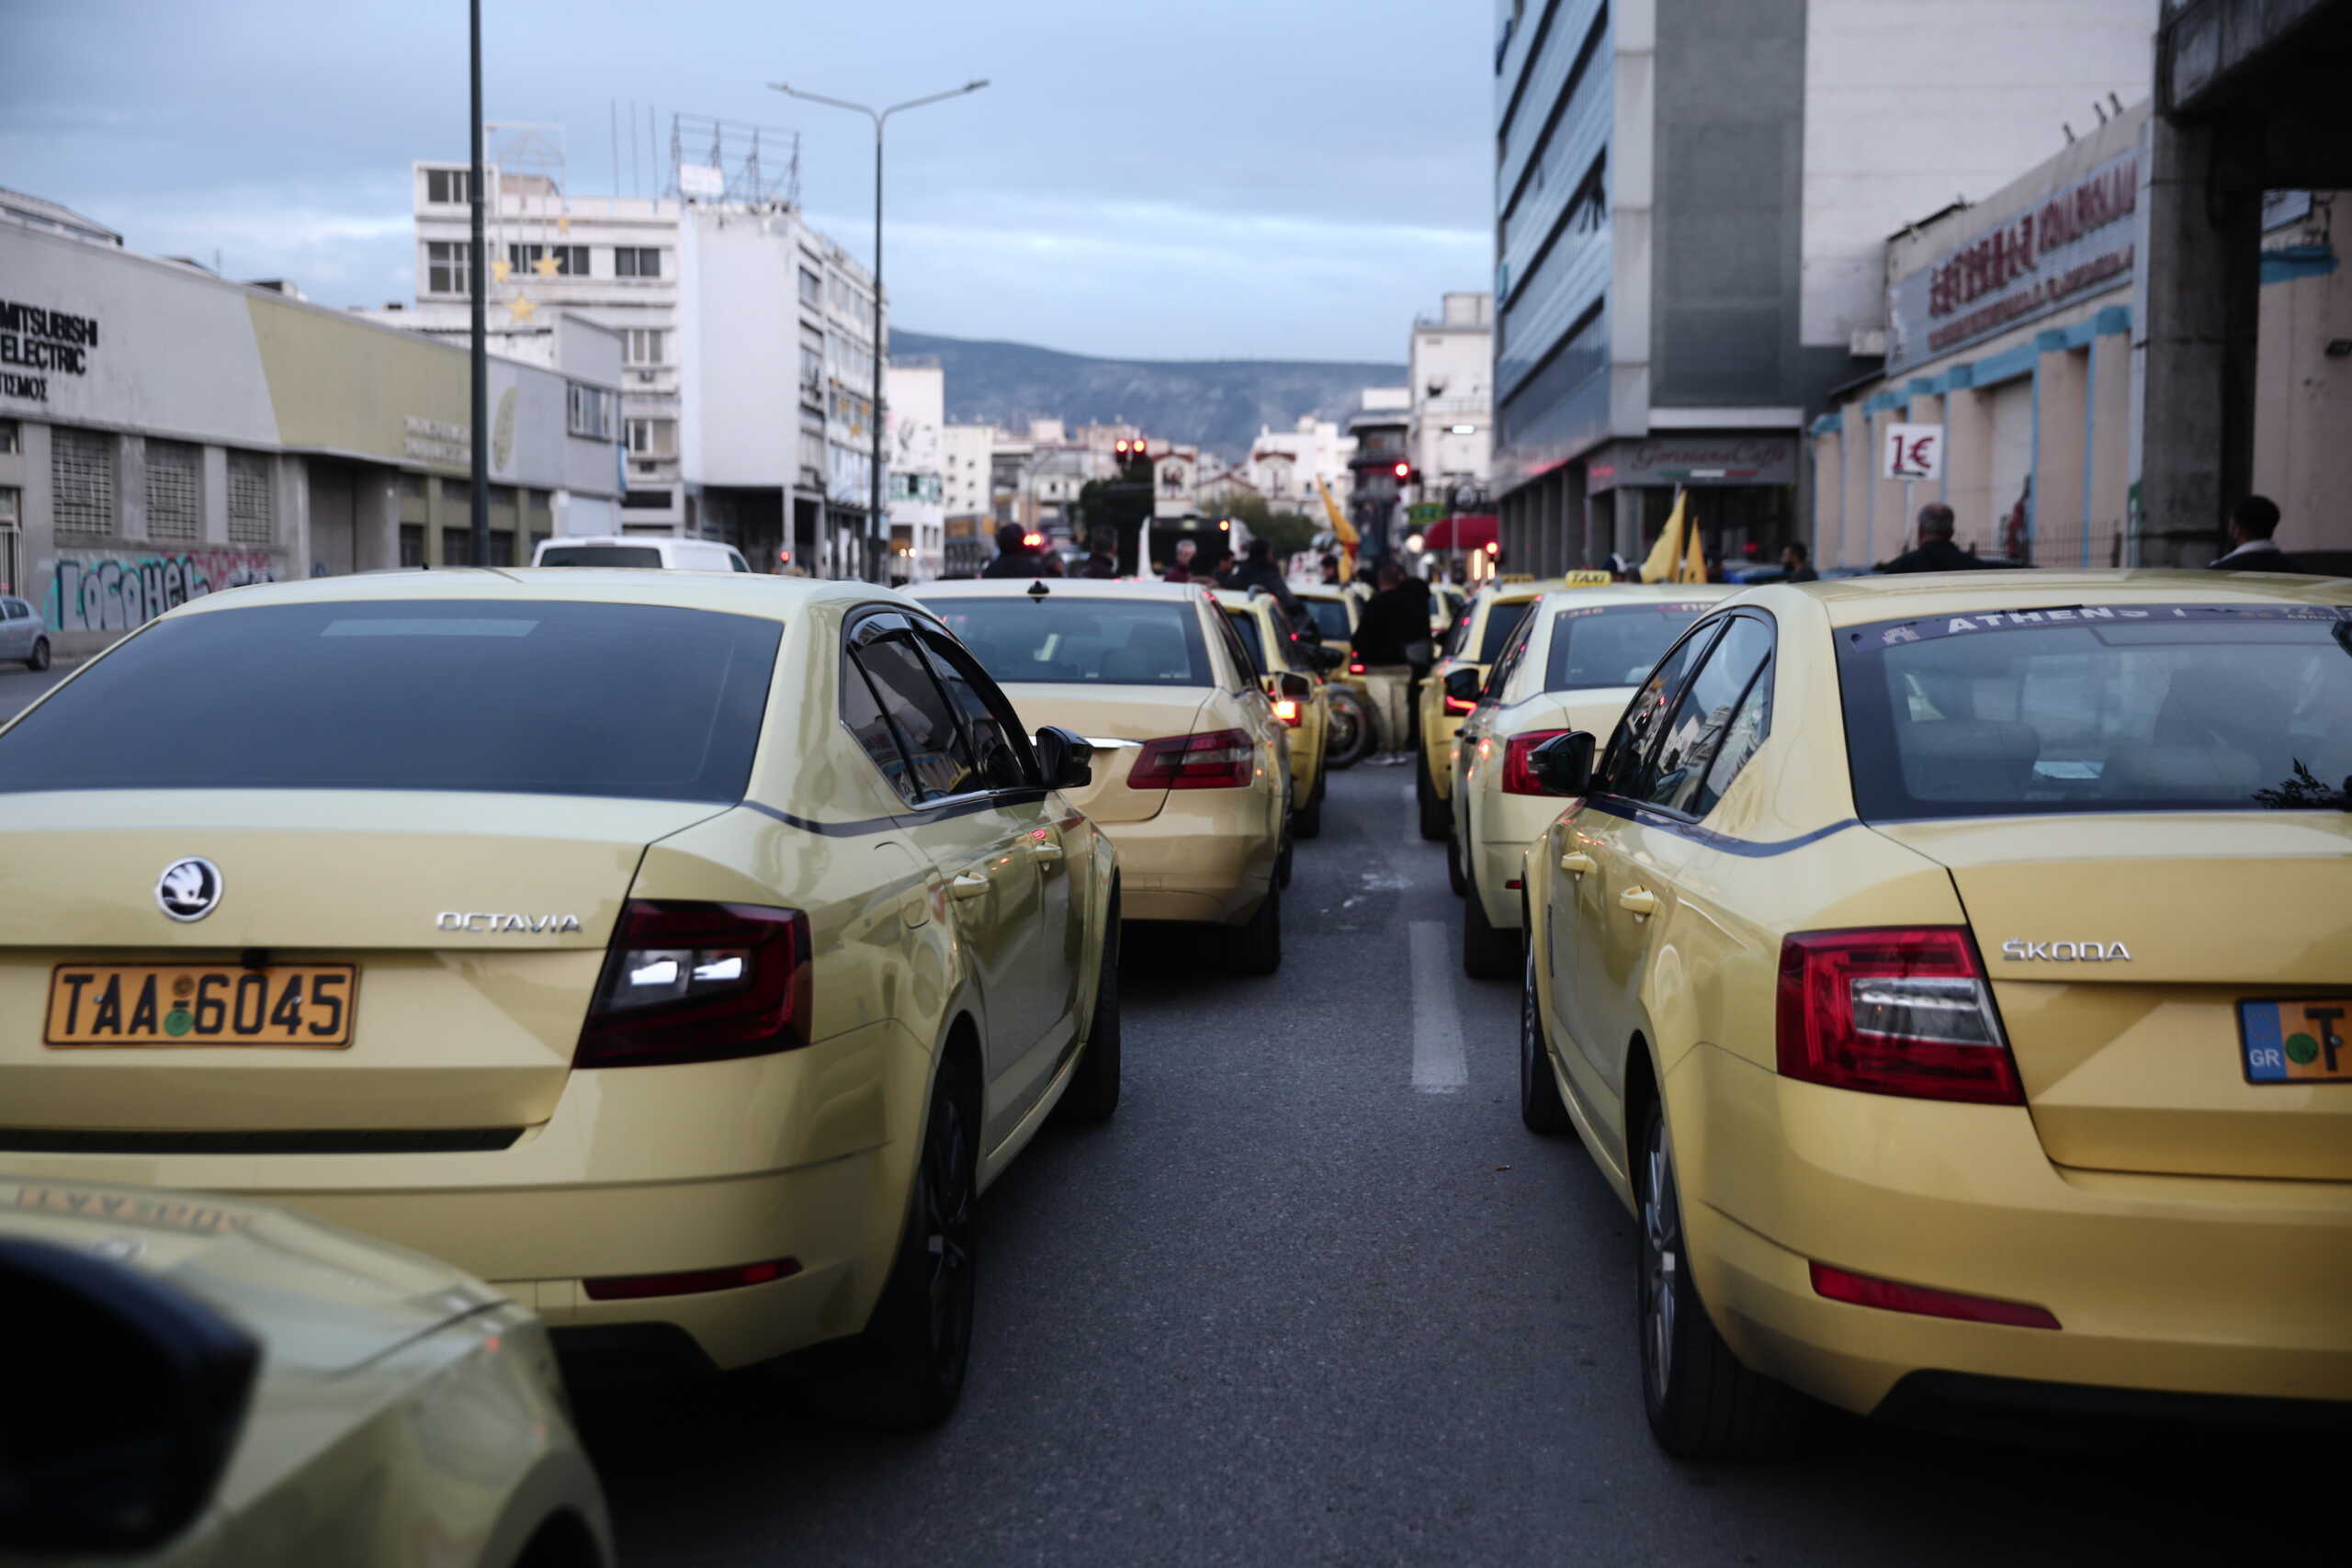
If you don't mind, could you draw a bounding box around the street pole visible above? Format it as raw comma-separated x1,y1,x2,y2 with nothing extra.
770,78,988,581
468,0,489,568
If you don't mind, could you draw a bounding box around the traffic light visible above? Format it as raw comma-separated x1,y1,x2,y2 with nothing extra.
1392,460,1418,485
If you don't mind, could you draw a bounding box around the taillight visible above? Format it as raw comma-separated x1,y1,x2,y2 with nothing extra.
1128,728,1255,789
1347,659,1366,675
576,900,811,1068
1501,728,1570,795
1775,928,2020,1104
1272,698,1301,726
1443,694,1476,716
1810,1263,2060,1329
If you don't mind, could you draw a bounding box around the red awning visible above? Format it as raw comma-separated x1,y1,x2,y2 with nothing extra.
1419,513,1497,551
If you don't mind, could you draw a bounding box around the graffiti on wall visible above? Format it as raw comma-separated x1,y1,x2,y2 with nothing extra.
45,550,281,633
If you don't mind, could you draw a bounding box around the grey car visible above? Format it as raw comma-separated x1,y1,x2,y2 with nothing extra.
0,596,48,670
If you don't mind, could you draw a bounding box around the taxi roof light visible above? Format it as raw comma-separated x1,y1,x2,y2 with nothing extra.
1775,929,2021,1105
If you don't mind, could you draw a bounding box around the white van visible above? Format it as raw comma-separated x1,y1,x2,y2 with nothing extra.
532,536,752,573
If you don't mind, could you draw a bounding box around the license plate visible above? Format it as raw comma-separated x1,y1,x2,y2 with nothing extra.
2238,998,2350,1084
44,964,356,1049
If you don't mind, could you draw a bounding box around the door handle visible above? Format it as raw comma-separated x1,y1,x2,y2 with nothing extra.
1030,840,1064,867
1559,852,1596,877
949,873,991,900
1617,886,1658,917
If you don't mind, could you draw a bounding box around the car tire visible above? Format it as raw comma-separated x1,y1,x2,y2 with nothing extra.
1295,768,1324,840
803,1058,978,1428
1519,947,1570,1134
1059,901,1121,1124
1637,1098,1807,1459
1461,855,1519,979
1324,689,1373,771
27,637,50,672
1276,832,1294,890
1445,827,1467,897
1416,756,1449,841
1223,881,1282,976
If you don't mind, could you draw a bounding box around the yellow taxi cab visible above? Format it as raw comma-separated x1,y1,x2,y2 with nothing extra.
918,579,1291,973
0,570,1122,1428
1290,581,1374,769
2,1178,610,1566
1448,584,1730,976
1515,571,2352,1456
1430,581,1466,638
1415,575,1603,840
1213,586,1333,839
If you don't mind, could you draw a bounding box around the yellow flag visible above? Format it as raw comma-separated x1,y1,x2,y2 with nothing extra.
1682,506,1708,582
1316,477,1358,583
1639,490,1709,584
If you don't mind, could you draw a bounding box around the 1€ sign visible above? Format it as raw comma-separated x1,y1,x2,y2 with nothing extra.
1883,423,1945,481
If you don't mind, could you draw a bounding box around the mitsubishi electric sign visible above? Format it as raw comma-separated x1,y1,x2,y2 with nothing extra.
1885,150,2138,374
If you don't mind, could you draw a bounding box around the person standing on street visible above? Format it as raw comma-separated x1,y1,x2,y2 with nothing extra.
1080,528,1119,579
1227,538,1302,618
1880,504,1989,573
980,523,1046,579
1351,560,1434,766
1208,547,1239,587
1781,540,1819,582
2211,495,2297,571
1162,539,1198,583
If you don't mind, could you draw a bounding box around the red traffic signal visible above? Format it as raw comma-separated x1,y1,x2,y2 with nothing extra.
1392,461,1411,480
1114,439,1129,455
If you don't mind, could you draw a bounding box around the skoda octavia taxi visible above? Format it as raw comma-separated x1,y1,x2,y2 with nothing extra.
1417,577,1593,840
0,570,1121,1427
1518,571,2352,1456
918,579,1290,973
1214,586,1332,839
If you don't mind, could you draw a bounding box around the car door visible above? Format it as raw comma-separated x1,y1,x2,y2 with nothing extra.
1457,612,1536,844
1205,598,1288,817
0,600,28,659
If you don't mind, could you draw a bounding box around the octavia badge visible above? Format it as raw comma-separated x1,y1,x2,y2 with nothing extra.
157,858,224,922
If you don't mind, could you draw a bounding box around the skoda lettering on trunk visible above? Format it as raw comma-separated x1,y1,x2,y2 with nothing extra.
2001,939,2132,963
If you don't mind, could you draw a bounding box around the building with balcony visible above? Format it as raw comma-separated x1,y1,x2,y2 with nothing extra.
1408,293,1494,511
1345,389,1413,563
886,362,945,582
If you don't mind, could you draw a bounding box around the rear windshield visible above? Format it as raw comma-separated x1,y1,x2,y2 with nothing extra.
0,601,779,802
920,596,1213,686
1224,609,1270,678
1301,597,1353,641
1479,601,1534,663
1544,602,1715,691
1838,604,2352,819
538,545,664,569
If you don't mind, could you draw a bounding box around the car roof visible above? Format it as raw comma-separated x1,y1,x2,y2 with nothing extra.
1529,582,1738,613
1756,568,2352,627
1207,588,1283,614
917,579,1209,603
164,566,893,626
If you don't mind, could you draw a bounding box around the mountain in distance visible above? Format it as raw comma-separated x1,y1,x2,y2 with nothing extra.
890,329,1405,462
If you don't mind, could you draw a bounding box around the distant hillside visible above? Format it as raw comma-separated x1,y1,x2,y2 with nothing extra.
891,329,1405,461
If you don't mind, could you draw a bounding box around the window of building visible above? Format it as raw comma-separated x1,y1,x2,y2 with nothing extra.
624,328,666,366
619,488,673,511
399,524,424,567
51,427,116,537
566,382,617,441
626,418,676,457
226,450,274,545
425,240,469,296
425,169,470,206
615,246,662,278
0,420,17,455
798,266,822,308
507,243,588,276
144,438,203,543
441,525,473,565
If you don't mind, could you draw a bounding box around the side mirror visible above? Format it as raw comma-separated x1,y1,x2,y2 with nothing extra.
0,1238,260,1554
1529,731,1597,795
1033,725,1095,790
1443,666,1484,705
1275,671,1313,702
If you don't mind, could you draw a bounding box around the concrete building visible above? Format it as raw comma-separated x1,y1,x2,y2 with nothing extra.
363,148,886,576
1408,293,1494,506
1490,0,2161,576
1345,389,1413,563
886,362,945,581
1247,416,1356,515
0,207,620,656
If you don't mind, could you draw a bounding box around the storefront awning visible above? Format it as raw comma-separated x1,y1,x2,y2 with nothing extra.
1419,513,1498,551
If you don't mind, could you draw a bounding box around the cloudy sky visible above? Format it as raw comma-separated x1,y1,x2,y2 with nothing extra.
3,0,1492,362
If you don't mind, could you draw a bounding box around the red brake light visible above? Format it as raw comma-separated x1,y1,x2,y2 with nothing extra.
1775,929,2020,1104
1272,698,1301,726
1501,728,1570,795
1809,1262,2060,1330
576,900,811,1068
1347,658,1366,675
1442,694,1477,715
584,1256,803,1302
1129,728,1255,789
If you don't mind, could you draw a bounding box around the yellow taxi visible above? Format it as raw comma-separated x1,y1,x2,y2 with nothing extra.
1415,576,1599,840
1447,584,1730,976
3,1178,610,1565
1516,571,2352,1456
1290,581,1374,769
918,579,1291,972
1430,581,1467,638
0,570,1122,1427
1213,586,1333,839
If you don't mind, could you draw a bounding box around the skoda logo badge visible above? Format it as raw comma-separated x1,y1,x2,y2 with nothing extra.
156,858,224,922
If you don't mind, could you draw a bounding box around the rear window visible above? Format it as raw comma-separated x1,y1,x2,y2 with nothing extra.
1301,597,1352,641
1544,602,1715,691
538,545,664,569
1224,609,1269,677
919,596,1213,686
0,600,779,802
1478,601,1534,662
1838,604,2352,819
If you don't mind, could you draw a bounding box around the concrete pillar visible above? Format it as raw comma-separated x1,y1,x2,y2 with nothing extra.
1867,408,1909,563
1943,377,1990,557
1538,473,1564,578
2135,113,2262,565
2086,331,2133,566
356,468,401,572
2032,344,2089,565
1612,485,1642,561
1559,463,1589,571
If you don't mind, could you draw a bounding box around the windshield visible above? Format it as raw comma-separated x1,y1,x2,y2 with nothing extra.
537,545,665,569
1301,597,1352,641
1838,604,2352,818
921,596,1213,686
1544,602,1715,690
0,601,779,801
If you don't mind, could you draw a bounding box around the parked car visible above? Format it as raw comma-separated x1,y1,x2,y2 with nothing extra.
533,535,751,572
0,593,49,670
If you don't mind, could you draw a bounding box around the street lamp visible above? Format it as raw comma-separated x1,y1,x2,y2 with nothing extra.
769,77,988,581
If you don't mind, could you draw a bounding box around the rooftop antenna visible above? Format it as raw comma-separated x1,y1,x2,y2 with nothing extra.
2108,91,2125,115
2091,99,2109,126
2062,121,2076,144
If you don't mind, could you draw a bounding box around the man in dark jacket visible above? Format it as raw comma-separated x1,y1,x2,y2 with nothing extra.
1351,561,1435,764
1226,538,1301,617
980,523,1046,579
1080,528,1119,579
2211,494,2297,571
1881,504,1988,574
1780,540,1819,582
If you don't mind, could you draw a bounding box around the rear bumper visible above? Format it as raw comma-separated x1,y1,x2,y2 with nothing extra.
1467,794,1562,928
1668,1043,2352,1417
0,1020,929,1372
1103,792,1282,925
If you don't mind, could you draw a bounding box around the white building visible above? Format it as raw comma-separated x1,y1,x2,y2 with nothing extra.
1407,292,1492,505
886,362,945,581
1246,415,1356,514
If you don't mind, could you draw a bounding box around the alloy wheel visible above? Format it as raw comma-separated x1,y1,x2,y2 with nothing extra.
1641,1126,1679,1407
921,1089,976,1387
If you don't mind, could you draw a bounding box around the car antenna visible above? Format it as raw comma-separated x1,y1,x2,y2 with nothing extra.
1026,579,1050,599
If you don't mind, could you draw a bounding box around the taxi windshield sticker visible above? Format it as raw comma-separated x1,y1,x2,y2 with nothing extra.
1845,602,2352,653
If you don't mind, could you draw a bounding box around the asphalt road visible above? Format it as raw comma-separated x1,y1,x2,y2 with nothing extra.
580,765,2330,1565
0,662,69,718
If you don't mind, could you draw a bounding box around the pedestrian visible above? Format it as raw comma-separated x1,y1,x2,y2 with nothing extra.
1080,529,1119,579
2211,494,2296,571
1351,560,1435,766
1320,555,1342,585
1227,537,1302,618
979,523,1047,579
1162,539,1197,583
1781,540,1818,583
1879,504,1989,574
1208,547,1238,587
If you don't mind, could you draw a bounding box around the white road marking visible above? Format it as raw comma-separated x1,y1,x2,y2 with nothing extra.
1409,920,1468,1094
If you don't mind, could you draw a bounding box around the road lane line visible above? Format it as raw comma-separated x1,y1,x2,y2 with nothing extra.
1409,920,1468,1093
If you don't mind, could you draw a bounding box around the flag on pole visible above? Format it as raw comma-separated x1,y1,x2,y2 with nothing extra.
1317,477,1358,584
1640,489,1708,583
